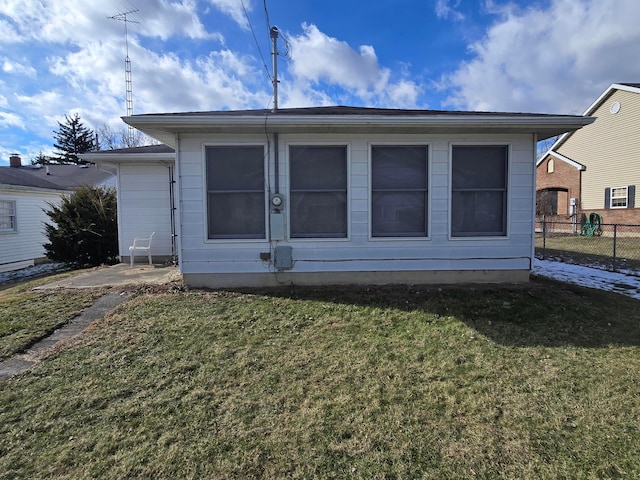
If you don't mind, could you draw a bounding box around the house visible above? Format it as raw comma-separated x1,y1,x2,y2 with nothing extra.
85,106,591,288
0,155,115,272
537,83,640,223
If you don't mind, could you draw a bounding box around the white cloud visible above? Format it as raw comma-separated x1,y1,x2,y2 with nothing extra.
2,58,37,77
435,0,464,21
0,111,25,129
443,0,640,113
287,23,422,108
206,0,250,30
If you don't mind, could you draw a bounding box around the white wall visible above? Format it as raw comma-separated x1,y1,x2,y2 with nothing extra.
0,189,66,272
177,133,535,277
117,163,174,261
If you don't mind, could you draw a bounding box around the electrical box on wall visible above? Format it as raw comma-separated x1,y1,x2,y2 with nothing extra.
270,213,285,241
274,246,293,270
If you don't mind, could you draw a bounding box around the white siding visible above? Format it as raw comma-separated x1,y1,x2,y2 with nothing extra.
117,163,174,260
177,133,535,276
0,189,66,272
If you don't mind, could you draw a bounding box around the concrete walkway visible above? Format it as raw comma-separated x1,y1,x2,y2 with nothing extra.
0,293,129,381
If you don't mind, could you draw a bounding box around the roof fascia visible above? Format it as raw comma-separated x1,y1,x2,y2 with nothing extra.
0,183,69,194
80,153,175,165
123,113,594,142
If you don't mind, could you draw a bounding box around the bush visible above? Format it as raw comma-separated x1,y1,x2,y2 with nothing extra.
43,186,118,266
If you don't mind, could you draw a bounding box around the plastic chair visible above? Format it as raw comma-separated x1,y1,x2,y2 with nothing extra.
129,232,155,267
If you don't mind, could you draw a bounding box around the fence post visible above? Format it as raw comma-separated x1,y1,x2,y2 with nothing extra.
542,218,547,259
612,224,617,271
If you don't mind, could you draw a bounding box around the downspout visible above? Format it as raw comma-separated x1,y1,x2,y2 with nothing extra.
168,164,177,265
531,133,538,271
174,134,183,271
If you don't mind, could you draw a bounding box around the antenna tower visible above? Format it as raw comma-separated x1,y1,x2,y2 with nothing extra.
109,9,139,145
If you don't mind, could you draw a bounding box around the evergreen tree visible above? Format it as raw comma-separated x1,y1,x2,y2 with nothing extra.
52,113,96,164
43,186,118,266
31,151,54,165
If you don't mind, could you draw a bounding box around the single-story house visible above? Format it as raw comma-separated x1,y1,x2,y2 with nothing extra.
85,106,592,288
0,155,116,272
537,83,640,223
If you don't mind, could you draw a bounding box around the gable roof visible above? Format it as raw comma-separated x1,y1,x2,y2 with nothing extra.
0,164,114,192
538,83,640,165
122,105,593,146
539,150,586,171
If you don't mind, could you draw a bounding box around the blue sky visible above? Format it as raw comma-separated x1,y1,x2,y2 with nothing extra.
1,0,640,165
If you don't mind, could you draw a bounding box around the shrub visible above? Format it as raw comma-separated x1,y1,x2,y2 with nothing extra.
43,186,118,266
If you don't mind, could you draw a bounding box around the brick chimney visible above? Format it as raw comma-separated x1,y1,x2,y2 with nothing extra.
9,154,21,168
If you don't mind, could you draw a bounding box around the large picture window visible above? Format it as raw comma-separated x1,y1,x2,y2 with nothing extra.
371,145,428,237
206,146,265,239
451,145,508,237
0,200,16,232
289,145,347,238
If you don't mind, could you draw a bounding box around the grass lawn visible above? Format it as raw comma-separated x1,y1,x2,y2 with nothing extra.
0,273,104,360
1,278,640,479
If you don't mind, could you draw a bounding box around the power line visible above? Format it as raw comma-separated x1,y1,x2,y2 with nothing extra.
241,0,272,82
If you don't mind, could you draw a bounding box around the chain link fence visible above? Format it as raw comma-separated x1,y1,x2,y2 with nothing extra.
535,218,640,275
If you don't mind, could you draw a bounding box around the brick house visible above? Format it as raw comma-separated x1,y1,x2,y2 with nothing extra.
537,83,639,225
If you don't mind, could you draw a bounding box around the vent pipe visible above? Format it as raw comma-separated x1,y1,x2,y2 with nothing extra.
270,26,279,112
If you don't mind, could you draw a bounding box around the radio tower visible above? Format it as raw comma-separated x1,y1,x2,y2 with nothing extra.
109,9,139,146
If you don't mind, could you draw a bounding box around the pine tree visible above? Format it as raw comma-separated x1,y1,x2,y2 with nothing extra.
43,186,118,266
52,113,96,164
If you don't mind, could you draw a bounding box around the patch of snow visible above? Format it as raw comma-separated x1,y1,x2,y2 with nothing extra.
533,259,640,300
0,263,72,285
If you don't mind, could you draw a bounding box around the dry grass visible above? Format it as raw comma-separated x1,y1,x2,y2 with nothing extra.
1,278,640,479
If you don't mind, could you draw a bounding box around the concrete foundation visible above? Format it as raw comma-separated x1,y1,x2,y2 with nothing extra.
183,269,531,289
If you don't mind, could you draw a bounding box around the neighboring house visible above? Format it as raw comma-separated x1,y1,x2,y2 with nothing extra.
83,144,176,265
537,83,640,223
0,155,115,272
85,106,591,288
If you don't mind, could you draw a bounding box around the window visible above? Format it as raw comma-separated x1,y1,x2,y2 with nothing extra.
206,146,265,239
451,145,508,237
610,186,628,208
0,200,16,232
371,145,428,237
547,158,554,173
289,145,347,238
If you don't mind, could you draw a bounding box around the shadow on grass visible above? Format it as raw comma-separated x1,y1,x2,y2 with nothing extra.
224,276,640,349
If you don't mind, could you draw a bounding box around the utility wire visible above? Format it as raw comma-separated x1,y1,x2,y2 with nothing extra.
241,0,272,82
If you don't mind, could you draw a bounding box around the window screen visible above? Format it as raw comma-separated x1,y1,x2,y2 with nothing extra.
0,200,16,232
371,145,428,237
206,146,265,239
289,146,347,238
451,145,508,237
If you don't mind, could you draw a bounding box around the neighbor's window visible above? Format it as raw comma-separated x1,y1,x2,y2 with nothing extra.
371,145,428,237
206,146,265,239
0,200,16,232
289,145,347,238
610,186,628,208
547,158,554,173
451,145,508,237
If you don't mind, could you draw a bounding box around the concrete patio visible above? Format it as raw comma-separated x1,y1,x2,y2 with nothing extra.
34,263,181,289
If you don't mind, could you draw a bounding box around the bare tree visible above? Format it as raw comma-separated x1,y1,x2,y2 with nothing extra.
96,123,158,150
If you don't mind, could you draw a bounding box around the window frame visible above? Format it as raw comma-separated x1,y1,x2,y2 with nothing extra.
287,142,350,241
610,185,628,209
203,143,268,242
449,143,510,239
369,143,430,240
0,199,17,233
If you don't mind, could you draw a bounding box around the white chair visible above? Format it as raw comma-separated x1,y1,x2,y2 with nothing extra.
129,232,155,268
